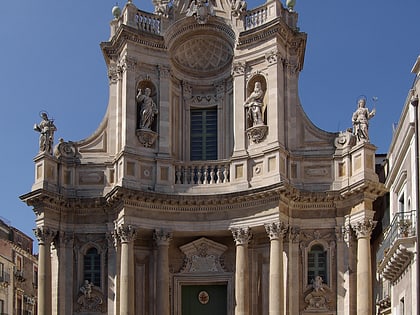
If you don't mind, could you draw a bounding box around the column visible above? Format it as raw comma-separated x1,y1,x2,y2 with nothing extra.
231,227,252,315
34,227,56,315
351,219,376,315
265,222,288,315
154,229,173,315
117,224,136,315
57,232,74,315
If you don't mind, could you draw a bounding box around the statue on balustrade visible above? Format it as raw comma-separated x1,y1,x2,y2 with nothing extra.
352,96,375,142
33,111,57,154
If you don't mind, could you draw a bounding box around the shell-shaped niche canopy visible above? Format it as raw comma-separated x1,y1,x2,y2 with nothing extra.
164,17,235,82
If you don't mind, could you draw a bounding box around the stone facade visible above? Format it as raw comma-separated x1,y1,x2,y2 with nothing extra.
0,218,38,315
375,56,420,315
21,0,387,314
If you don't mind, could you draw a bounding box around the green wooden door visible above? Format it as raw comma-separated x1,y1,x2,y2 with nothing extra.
181,284,227,315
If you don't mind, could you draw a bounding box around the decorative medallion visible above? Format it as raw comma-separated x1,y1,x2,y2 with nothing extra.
198,291,210,304
136,129,158,147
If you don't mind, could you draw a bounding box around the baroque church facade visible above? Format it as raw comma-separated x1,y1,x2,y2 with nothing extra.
20,0,387,314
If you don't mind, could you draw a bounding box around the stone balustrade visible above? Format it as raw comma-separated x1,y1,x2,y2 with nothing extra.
135,10,161,34
174,162,230,185
244,5,268,30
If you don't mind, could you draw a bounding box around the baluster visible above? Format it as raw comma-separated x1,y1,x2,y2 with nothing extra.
197,166,203,184
182,167,188,184
204,166,209,184
175,166,181,184
223,164,229,183
216,166,222,184
191,167,195,184
210,166,216,184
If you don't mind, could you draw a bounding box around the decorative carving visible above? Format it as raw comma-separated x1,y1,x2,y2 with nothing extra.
179,237,227,273
334,130,355,149
352,96,376,143
289,226,301,243
76,281,106,313
265,50,280,64
232,62,245,76
136,129,158,147
352,219,376,239
34,227,56,245
54,138,78,159
118,55,137,73
246,125,268,143
108,64,121,83
154,0,173,17
231,227,252,245
304,276,332,311
153,229,173,246
33,111,57,154
116,225,136,243
231,0,247,17
173,37,232,73
186,0,215,24
265,221,288,240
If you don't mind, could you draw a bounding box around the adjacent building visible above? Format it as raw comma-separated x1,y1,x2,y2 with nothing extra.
375,56,420,315
20,0,389,314
0,217,38,315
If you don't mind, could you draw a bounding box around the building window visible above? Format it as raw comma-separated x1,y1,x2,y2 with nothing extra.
190,108,217,161
83,247,101,286
398,192,405,212
307,244,327,285
399,297,405,315
0,299,4,314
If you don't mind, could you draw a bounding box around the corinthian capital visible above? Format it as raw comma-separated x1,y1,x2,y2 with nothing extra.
153,229,173,246
34,227,57,245
231,227,252,245
265,221,288,240
351,219,376,239
116,224,136,243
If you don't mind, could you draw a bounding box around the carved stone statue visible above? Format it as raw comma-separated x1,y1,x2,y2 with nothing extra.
80,280,93,299
186,0,215,24
136,88,158,130
33,111,57,154
352,97,375,142
231,0,247,17
244,81,265,127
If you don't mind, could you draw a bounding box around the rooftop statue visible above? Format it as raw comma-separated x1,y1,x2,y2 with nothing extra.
352,96,376,142
33,111,57,154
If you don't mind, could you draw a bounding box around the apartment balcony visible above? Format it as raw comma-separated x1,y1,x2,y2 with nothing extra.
0,271,10,287
377,210,417,283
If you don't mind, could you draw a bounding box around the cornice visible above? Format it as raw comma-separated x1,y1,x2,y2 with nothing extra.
101,25,166,61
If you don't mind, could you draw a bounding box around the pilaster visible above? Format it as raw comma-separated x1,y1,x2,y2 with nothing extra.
231,227,252,315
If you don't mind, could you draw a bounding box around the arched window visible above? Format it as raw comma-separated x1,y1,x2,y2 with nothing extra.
83,247,101,286
307,244,327,285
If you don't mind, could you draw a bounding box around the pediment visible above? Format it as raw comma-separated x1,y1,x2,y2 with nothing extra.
179,237,228,273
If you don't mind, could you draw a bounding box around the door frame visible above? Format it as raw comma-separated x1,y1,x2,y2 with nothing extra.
172,273,234,315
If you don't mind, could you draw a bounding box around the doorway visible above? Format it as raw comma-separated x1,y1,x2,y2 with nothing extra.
181,284,227,315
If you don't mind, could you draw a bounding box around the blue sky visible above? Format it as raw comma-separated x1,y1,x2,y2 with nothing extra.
1,0,419,246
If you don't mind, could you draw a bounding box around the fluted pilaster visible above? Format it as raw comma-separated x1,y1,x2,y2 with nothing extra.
34,227,57,315
154,229,173,315
352,219,376,315
265,222,288,315
231,227,252,315
116,225,136,315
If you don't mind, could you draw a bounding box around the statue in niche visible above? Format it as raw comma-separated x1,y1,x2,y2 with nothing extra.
244,81,265,127
33,111,57,154
136,87,158,130
352,96,375,142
